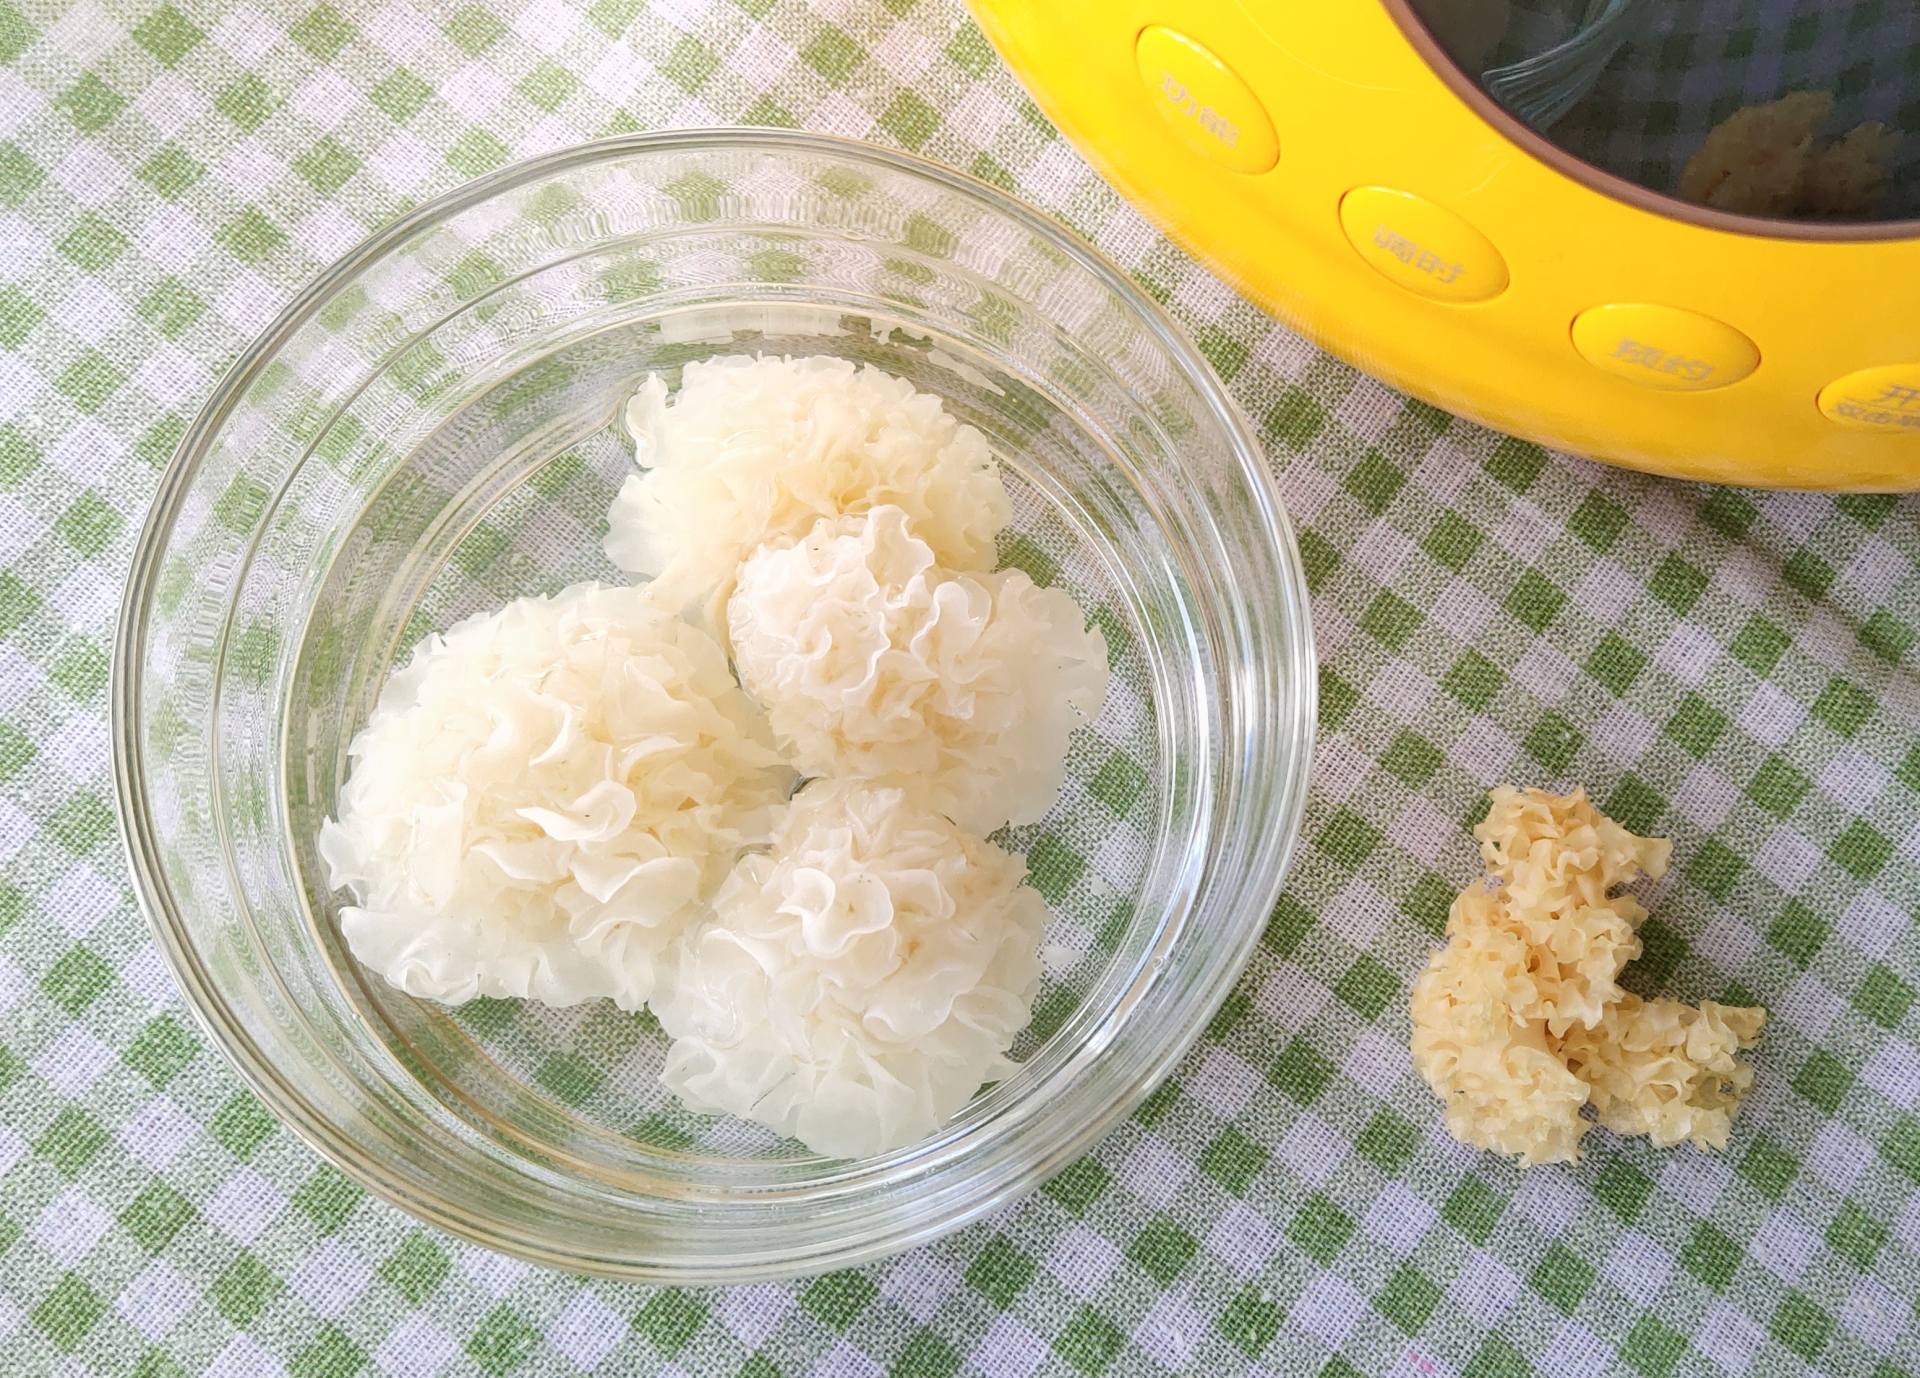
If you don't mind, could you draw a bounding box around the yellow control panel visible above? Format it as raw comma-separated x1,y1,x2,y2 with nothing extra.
970,1,1919,490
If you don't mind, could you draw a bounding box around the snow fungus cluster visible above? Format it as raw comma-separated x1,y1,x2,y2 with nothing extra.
322,356,1110,1157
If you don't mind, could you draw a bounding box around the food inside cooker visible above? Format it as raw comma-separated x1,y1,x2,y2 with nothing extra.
1409,0,1915,220
320,355,1110,1157
1410,786,1767,1167
1680,91,1899,217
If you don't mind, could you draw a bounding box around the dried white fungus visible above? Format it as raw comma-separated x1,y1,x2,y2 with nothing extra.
728,505,1110,831
1557,994,1766,1152
1410,787,1766,1166
1409,908,1594,1167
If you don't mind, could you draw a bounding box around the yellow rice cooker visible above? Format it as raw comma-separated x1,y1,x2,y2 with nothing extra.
970,0,1920,490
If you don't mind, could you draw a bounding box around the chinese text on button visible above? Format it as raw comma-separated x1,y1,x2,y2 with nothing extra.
1373,224,1465,287
1156,71,1239,150
1609,338,1715,385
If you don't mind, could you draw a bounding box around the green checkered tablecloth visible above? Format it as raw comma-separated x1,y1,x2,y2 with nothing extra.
2,1,1917,1375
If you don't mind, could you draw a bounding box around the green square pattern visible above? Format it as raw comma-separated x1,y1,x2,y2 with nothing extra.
0,4,1916,1378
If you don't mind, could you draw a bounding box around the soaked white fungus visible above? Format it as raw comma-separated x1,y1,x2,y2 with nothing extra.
319,583,793,1011
728,505,1110,831
653,779,1048,1158
606,355,1012,619
325,353,1118,1158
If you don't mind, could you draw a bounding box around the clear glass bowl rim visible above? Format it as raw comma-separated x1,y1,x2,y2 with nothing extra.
111,127,1318,1279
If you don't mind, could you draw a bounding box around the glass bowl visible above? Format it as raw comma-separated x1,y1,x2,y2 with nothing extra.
112,130,1315,1281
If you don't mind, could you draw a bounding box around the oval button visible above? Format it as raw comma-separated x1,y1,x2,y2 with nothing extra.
1571,304,1759,392
1134,26,1279,174
1338,187,1509,304
1817,365,1920,433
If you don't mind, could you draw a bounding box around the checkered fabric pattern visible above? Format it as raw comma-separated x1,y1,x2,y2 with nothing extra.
1,2,1917,1376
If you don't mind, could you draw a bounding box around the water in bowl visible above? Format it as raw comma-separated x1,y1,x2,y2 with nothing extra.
284,309,1187,1179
